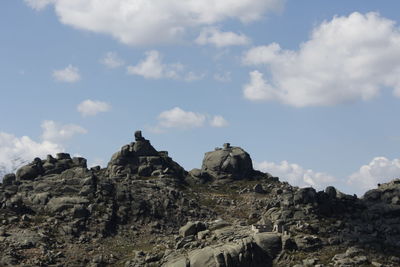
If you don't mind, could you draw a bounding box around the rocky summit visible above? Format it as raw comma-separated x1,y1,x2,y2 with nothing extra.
0,132,400,267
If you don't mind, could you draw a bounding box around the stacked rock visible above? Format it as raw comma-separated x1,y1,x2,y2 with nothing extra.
106,130,186,179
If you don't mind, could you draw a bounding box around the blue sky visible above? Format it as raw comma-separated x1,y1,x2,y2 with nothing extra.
2,0,400,196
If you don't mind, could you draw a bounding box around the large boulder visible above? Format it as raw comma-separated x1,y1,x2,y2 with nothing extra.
201,143,254,180
253,232,282,259
165,234,280,267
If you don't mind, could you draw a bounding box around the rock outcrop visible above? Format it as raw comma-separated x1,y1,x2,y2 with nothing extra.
193,143,254,182
0,131,399,266
106,131,186,179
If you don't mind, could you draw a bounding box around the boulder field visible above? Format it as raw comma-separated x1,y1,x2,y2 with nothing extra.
0,131,400,266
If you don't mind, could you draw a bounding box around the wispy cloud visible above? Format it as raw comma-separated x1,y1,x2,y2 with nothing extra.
77,100,111,117
127,50,204,81
100,52,125,68
196,27,251,47
53,65,81,83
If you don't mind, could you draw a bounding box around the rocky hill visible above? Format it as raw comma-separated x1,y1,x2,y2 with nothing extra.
0,131,400,267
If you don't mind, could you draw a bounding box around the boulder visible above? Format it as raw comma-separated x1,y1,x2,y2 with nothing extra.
16,165,41,180
179,221,207,237
201,143,253,180
253,184,264,194
2,173,16,186
294,187,317,204
56,153,71,160
325,186,337,199
253,232,282,258
167,235,276,267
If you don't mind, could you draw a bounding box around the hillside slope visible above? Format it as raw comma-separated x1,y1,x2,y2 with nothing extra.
1,132,399,266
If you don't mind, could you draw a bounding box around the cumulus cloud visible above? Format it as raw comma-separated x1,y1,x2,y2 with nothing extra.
100,52,124,68
53,65,81,83
127,50,202,81
348,157,400,195
41,120,87,143
77,99,111,117
0,132,63,178
150,107,228,132
256,160,336,190
210,115,229,127
157,107,206,129
25,0,283,45
127,50,182,79
243,12,400,107
196,27,251,47
243,70,276,101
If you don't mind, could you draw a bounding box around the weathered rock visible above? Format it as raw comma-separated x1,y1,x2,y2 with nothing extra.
46,197,89,213
2,173,16,186
294,187,317,204
253,184,264,194
1,132,400,267
325,186,337,199
166,234,279,267
201,143,254,180
179,221,207,237
16,164,41,180
106,131,186,179
253,233,281,258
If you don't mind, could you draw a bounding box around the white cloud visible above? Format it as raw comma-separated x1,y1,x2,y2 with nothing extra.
53,65,81,83
26,0,283,46
24,0,53,11
214,71,232,82
0,132,63,177
77,99,111,117
150,107,229,132
348,157,400,195
127,50,202,81
196,27,251,47
242,12,400,107
210,115,229,127
127,50,182,79
256,160,336,190
41,120,87,143
158,107,206,129
100,52,124,68
243,70,276,101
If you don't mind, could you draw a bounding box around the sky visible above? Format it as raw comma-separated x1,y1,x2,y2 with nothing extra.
2,0,400,196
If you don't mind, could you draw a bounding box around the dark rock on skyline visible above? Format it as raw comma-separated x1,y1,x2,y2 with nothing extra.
195,143,255,183
106,130,186,179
